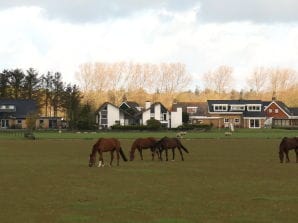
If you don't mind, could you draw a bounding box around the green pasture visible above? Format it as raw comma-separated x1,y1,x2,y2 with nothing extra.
0,128,297,140
1,138,298,223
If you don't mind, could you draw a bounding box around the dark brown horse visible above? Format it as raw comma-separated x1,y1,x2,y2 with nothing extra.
279,137,298,163
89,138,127,167
155,137,189,161
129,137,159,161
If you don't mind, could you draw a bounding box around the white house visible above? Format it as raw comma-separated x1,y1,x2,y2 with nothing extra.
96,102,120,129
96,101,183,129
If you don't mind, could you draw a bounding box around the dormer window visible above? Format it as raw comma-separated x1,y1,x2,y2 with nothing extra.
0,105,16,112
187,107,197,114
247,104,261,111
213,104,228,111
230,105,245,111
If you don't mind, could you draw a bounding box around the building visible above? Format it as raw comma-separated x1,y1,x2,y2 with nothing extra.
207,100,266,129
263,100,298,128
0,99,63,129
95,100,182,129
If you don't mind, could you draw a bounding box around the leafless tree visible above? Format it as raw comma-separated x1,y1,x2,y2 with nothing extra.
203,65,234,94
247,67,268,94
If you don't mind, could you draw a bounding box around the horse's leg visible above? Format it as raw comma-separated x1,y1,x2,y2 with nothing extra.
172,148,175,161
165,148,168,161
285,150,290,163
116,149,120,166
138,148,143,160
110,151,114,166
151,147,155,161
178,147,184,161
295,149,298,163
279,151,284,163
98,151,103,167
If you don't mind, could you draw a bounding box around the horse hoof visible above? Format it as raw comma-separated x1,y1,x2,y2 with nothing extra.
171,160,175,162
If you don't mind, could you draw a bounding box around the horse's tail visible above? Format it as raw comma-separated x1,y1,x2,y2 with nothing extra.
279,137,287,152
176,139,189,153
120,148,128,161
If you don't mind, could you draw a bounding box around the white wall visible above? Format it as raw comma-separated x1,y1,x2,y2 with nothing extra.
142,109,151,125
107,104,120,128
171,107,182,128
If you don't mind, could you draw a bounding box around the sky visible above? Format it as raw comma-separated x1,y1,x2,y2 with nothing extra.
0,0,298,91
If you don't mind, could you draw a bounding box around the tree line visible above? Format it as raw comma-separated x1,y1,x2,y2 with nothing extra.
77,63,298,108
1,63,297,130
0,68,92,129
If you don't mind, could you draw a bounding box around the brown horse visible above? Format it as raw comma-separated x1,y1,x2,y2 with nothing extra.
155,136,189,161
89,138,127,167
129,137,159,161
279,137,298,163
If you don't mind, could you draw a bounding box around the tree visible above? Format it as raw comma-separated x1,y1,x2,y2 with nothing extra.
77,103,95,130
267,68,297,95
247,67,268,94
23,68,40,100
62,84,82,129
51,72,64,117
203,65,234,94
9,69,25,99
0,69,10,98
41,72,53,117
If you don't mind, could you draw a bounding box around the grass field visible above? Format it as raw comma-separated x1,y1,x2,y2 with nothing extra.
1,136,298,223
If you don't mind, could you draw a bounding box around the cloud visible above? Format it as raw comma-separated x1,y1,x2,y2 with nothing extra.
198,0,298,23
0,0,197,23
1,0,298,23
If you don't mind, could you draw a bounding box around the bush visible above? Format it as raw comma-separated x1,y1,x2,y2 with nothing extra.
177,123,213,131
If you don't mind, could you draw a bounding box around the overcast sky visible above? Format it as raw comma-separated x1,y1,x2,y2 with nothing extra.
0,0,298,90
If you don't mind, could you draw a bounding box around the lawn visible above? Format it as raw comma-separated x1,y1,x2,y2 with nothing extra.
1,137,298,223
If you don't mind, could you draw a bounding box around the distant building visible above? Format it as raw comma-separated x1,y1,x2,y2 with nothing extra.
0,99,62,129
95,100,182,129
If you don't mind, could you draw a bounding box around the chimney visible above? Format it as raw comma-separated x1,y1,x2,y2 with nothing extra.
272,91,277,101
145,101,151,109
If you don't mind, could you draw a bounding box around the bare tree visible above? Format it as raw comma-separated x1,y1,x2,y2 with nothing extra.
247,67,268,94
75,63,95,93
203,65,234,94
267,68,297,94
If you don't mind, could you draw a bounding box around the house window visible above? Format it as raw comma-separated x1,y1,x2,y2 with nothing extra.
224,118,229,123
213,104,228,111
230,105,245,111
275,109,279,113
269,109,272,113
249,119,260,128
234,118,240,123
162,113,167,121
187,107,197,114
17,120,22,124
247,105,261,111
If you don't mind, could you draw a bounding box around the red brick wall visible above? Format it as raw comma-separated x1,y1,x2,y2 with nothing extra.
265,103,288,118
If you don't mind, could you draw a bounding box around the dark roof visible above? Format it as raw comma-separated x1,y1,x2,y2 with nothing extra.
96,102,118,112
172,102,208,116
0,99,37,118
143,102,169,113
289,107,298,116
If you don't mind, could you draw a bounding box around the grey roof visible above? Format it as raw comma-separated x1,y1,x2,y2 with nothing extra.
289,107,298,116
172,102,208,116
0,99,37,118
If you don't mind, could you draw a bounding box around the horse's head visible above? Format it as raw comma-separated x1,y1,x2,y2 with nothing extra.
89,154,96,167
129,151,135,161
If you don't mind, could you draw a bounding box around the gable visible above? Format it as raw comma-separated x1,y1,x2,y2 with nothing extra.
264,101,290,118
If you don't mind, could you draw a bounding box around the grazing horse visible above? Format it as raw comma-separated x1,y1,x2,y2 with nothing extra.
129,137,160,161
279,137,298,163
155,137,189,161
89,138,127,167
